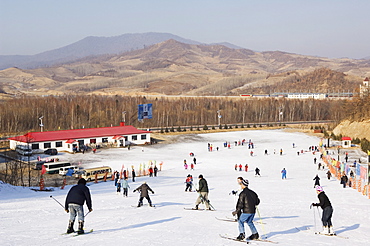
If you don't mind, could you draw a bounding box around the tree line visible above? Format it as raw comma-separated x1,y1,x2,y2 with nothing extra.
0,95,358,136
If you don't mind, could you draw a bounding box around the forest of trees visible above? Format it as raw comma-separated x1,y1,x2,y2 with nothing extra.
1,94,363,136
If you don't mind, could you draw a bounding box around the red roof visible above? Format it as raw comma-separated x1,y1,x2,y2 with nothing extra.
342,137,351,141
364,77,369,81
8,125,150,143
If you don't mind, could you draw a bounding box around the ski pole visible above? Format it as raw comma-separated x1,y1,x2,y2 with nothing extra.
312,204,317,231
199,193,215,210
256,206,267,239
50,195,65,209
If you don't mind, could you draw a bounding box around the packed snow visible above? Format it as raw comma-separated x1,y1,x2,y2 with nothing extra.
1,129,369,246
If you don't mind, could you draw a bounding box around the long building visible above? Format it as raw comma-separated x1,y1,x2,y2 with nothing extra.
8,124,151,153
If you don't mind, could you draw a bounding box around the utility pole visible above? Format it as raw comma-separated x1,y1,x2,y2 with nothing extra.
39,116,44,132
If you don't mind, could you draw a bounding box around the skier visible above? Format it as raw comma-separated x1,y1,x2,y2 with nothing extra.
194,174,210,210
281,168,287,179
116,177,121,194
326,170,332,180
314,157,317,164
255,167,260,177
235,164,238,171
190,163,194,170
340,173,348,188
193,157,197,164
318,163,321,170
280,149,283,155
185,174,193,192
148,166,153,177
133,182,154,207
132,169,136,182
65,178,93,234
244,164,248,172
313,174,320,188
153,165,158,177
311,186,335,235
232,179,260,241
239,164,243,171
121,177,130,197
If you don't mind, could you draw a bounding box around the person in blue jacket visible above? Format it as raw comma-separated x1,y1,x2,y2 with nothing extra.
281,168,287,179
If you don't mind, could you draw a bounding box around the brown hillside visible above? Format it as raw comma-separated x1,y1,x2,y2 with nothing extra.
0,40,369,97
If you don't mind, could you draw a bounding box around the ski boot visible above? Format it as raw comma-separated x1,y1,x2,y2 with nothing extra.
329,226,336,235
247,233,259,240
236,233,245,241
321,226,329,235
193,205,199,210
137,202,143,207
66,220,75,234
77,221,84,234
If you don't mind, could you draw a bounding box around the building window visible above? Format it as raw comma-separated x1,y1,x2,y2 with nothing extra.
31,143,39,149
141,134,147,140
44,143,51,148
56,141,62,147
90,139,96,144
78,140,84,147
102,138,108,143
132,135,137,140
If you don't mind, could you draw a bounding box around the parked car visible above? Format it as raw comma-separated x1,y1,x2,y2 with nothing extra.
44,148,58,155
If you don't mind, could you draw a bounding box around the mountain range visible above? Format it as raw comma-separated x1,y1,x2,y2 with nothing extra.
0,33,369,98
0,32,241,70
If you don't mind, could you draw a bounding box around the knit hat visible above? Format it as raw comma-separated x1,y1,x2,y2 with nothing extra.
241,179,249,186
78,178,86,185
316,186,323,192
198,174,203,179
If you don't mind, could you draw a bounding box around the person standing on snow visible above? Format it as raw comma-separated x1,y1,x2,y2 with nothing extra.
326,170,332,180
313,174,320,188
255,167,260,177
133,182,154,207
311,186,335,235
232,179,260,241
65,178,92,234
194,174,210,210
132,169,136,182
153,166,158,177
121,177,130,197
185,174,193,192
281,168,287,179
340,173,348,188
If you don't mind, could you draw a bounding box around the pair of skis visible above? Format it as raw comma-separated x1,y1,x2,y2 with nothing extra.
219,234,277,244
295,227,348,239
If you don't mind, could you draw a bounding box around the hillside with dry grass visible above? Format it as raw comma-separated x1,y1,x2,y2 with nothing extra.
0,39,369,98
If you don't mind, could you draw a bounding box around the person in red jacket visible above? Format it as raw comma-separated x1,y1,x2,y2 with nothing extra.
244,164,248,172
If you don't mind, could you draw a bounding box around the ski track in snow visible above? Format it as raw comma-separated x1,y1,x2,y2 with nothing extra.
0,129,369,246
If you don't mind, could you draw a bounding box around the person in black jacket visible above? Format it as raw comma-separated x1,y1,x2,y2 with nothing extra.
65,178,93,234
311,186,335,235
134,182,154,207
313,174,320,188
194,174,210,210
232,179,260,241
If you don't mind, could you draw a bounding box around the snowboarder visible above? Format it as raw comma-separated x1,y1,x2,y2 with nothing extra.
313,174,320,188
311,186,335,235
326,170,332,180
255,167,260,176
133,182,154,207
232,179,260,241
65,178,93,234
281,168,287,179
185,174,193,192
121,177,130,197
194,174,210,210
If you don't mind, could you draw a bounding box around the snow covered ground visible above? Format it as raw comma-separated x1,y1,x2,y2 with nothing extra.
1,129,369,246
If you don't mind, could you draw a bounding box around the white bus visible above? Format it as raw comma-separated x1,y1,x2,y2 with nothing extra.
44,162,72,174
59,166,79,176
75,166,112,182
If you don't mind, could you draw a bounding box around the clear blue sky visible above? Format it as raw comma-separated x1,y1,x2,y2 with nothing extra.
1,0,369,58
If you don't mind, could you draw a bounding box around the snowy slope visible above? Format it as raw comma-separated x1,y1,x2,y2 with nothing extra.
1,129,369,246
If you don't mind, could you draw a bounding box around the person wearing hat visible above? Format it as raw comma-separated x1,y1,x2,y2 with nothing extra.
194,174,210,210
311,186,335,235
133,182,154,207
232,179,260,241
65,178,93,234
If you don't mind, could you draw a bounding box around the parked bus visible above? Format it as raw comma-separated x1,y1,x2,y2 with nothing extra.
16,145,32,156
44,162,72,174
74,166,112,181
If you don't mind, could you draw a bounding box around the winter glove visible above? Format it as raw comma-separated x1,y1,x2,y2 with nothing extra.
89,208,93,212
133,190,136,193
65,209,69,213
232,211,237,216
152,191,155,194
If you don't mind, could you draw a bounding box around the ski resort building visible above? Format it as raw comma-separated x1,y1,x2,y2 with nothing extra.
8,124,151,153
